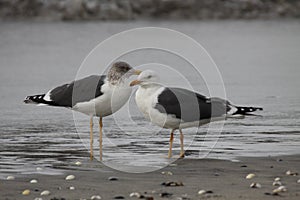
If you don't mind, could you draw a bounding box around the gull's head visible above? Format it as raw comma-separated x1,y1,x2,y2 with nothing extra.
108,61,142,84
130,70,160,87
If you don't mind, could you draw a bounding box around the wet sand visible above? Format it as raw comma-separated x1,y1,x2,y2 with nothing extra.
1,155,299,200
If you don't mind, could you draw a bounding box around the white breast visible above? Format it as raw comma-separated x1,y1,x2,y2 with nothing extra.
73,83,132,117
135,86,181,129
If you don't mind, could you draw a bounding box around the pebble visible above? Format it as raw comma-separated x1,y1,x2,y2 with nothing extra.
250,182,262,188
22,189,30,195
297,179,300,183
246,173,255,179
65,175,75,180
75,161,82,166
169,163,177,167
161,171,173,175
273,186,287,194
40,190,51,196
91,195,102,200
34,198,43,200
30,179,38,184
69,186,75,190
6,175,15,180
273,181,282,186
274,177,281,181
108,176,118,181
36,167,43,171
286,170,298,176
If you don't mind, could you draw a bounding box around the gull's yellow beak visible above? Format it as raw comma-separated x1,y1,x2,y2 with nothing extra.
130,80,142,87
134,69,142,75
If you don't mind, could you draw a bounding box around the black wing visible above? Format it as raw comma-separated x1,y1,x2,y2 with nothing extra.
48,75,106,107
154,88,230,122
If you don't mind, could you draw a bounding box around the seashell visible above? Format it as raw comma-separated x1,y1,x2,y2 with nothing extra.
250,182,261,188
36,167,43,171
69,186,75,190
129,192,141,198
246,173,255,179
91,195,102,200
65,175,75,180
273,181,282,186
40,190,50,196
169,163,177,167
297,179,300,183
6,175,15,180
75,161,82,166
273,186,287,194
286,170,298,176
30,179,38,184
22,189,30,195
161,171,173,175
34,198,43,200
274,177,281,181
198,190,206,195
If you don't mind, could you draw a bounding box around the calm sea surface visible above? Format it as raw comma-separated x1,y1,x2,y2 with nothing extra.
0,20,299,174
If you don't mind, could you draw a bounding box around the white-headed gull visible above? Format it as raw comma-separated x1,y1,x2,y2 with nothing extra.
130,70,262,158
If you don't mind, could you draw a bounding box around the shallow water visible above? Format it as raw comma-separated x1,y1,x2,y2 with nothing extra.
0,20,299,174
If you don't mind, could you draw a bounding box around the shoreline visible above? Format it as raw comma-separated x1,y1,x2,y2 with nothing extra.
1,154,299,200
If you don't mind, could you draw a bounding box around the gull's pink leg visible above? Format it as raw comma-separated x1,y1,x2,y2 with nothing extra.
168,130,174,158
99,117,103,161
179,129,185,158
89,117,94,161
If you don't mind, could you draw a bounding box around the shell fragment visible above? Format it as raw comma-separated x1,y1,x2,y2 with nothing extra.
250,182,262,188
198,190,206,195
40,190,51,196
273,186,287,194
65,175,75,180
22,189,30,195
286,170,298,176
273,181,282,186
246,173,256,179
129,192,142,198
30,179,38,184
274,177,281,181
69,186,75,190
75,161,82,166
6,176,15,180
91,195,102,200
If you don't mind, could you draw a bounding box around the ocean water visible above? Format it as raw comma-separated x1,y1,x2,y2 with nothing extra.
0,20,299,174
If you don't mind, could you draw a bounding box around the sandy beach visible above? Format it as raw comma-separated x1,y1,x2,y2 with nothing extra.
1,155,299,200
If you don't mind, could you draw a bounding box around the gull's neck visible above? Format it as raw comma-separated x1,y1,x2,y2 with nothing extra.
139,83,163,93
